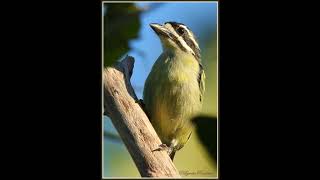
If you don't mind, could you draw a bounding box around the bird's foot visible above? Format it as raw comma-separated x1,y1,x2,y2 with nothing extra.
152,143,173,155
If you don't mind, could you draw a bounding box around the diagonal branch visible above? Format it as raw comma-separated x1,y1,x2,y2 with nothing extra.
103,55,180,177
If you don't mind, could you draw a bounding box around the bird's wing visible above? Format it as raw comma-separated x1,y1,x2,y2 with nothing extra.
198,63,206,102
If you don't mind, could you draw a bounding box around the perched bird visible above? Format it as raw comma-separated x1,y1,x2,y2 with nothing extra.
143,22,205,160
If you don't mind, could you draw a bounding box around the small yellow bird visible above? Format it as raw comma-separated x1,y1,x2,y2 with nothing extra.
143,22,205,160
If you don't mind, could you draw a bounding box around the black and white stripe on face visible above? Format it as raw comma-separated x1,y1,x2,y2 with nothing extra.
164,22,201,61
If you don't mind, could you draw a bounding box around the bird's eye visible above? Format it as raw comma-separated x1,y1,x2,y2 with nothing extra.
177,27,185,35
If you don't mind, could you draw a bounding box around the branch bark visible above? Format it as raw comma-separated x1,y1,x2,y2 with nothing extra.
103,56,180,177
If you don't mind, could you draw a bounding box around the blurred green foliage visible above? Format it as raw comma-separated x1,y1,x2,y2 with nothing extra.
202,33,218,116
104,3,141,67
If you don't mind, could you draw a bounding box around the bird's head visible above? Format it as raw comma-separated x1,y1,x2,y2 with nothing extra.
150,22,201,61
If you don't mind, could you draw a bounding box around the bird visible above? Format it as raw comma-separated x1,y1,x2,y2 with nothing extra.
143,21,205,160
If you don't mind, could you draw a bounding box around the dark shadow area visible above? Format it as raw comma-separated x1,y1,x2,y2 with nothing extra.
104,3,141,67
192,116,217,164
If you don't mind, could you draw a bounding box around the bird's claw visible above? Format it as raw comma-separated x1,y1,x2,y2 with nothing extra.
152,143,173,155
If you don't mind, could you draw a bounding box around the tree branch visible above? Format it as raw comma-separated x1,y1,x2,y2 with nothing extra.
103,56,180,177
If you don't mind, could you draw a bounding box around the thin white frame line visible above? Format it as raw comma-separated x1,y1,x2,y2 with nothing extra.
102,1,219,179
101,2,105,179
216,2,219,179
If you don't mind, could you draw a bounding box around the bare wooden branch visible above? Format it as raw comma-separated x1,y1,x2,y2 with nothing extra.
103,56,180,177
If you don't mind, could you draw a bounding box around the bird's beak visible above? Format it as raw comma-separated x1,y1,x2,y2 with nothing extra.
150,23,171,39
